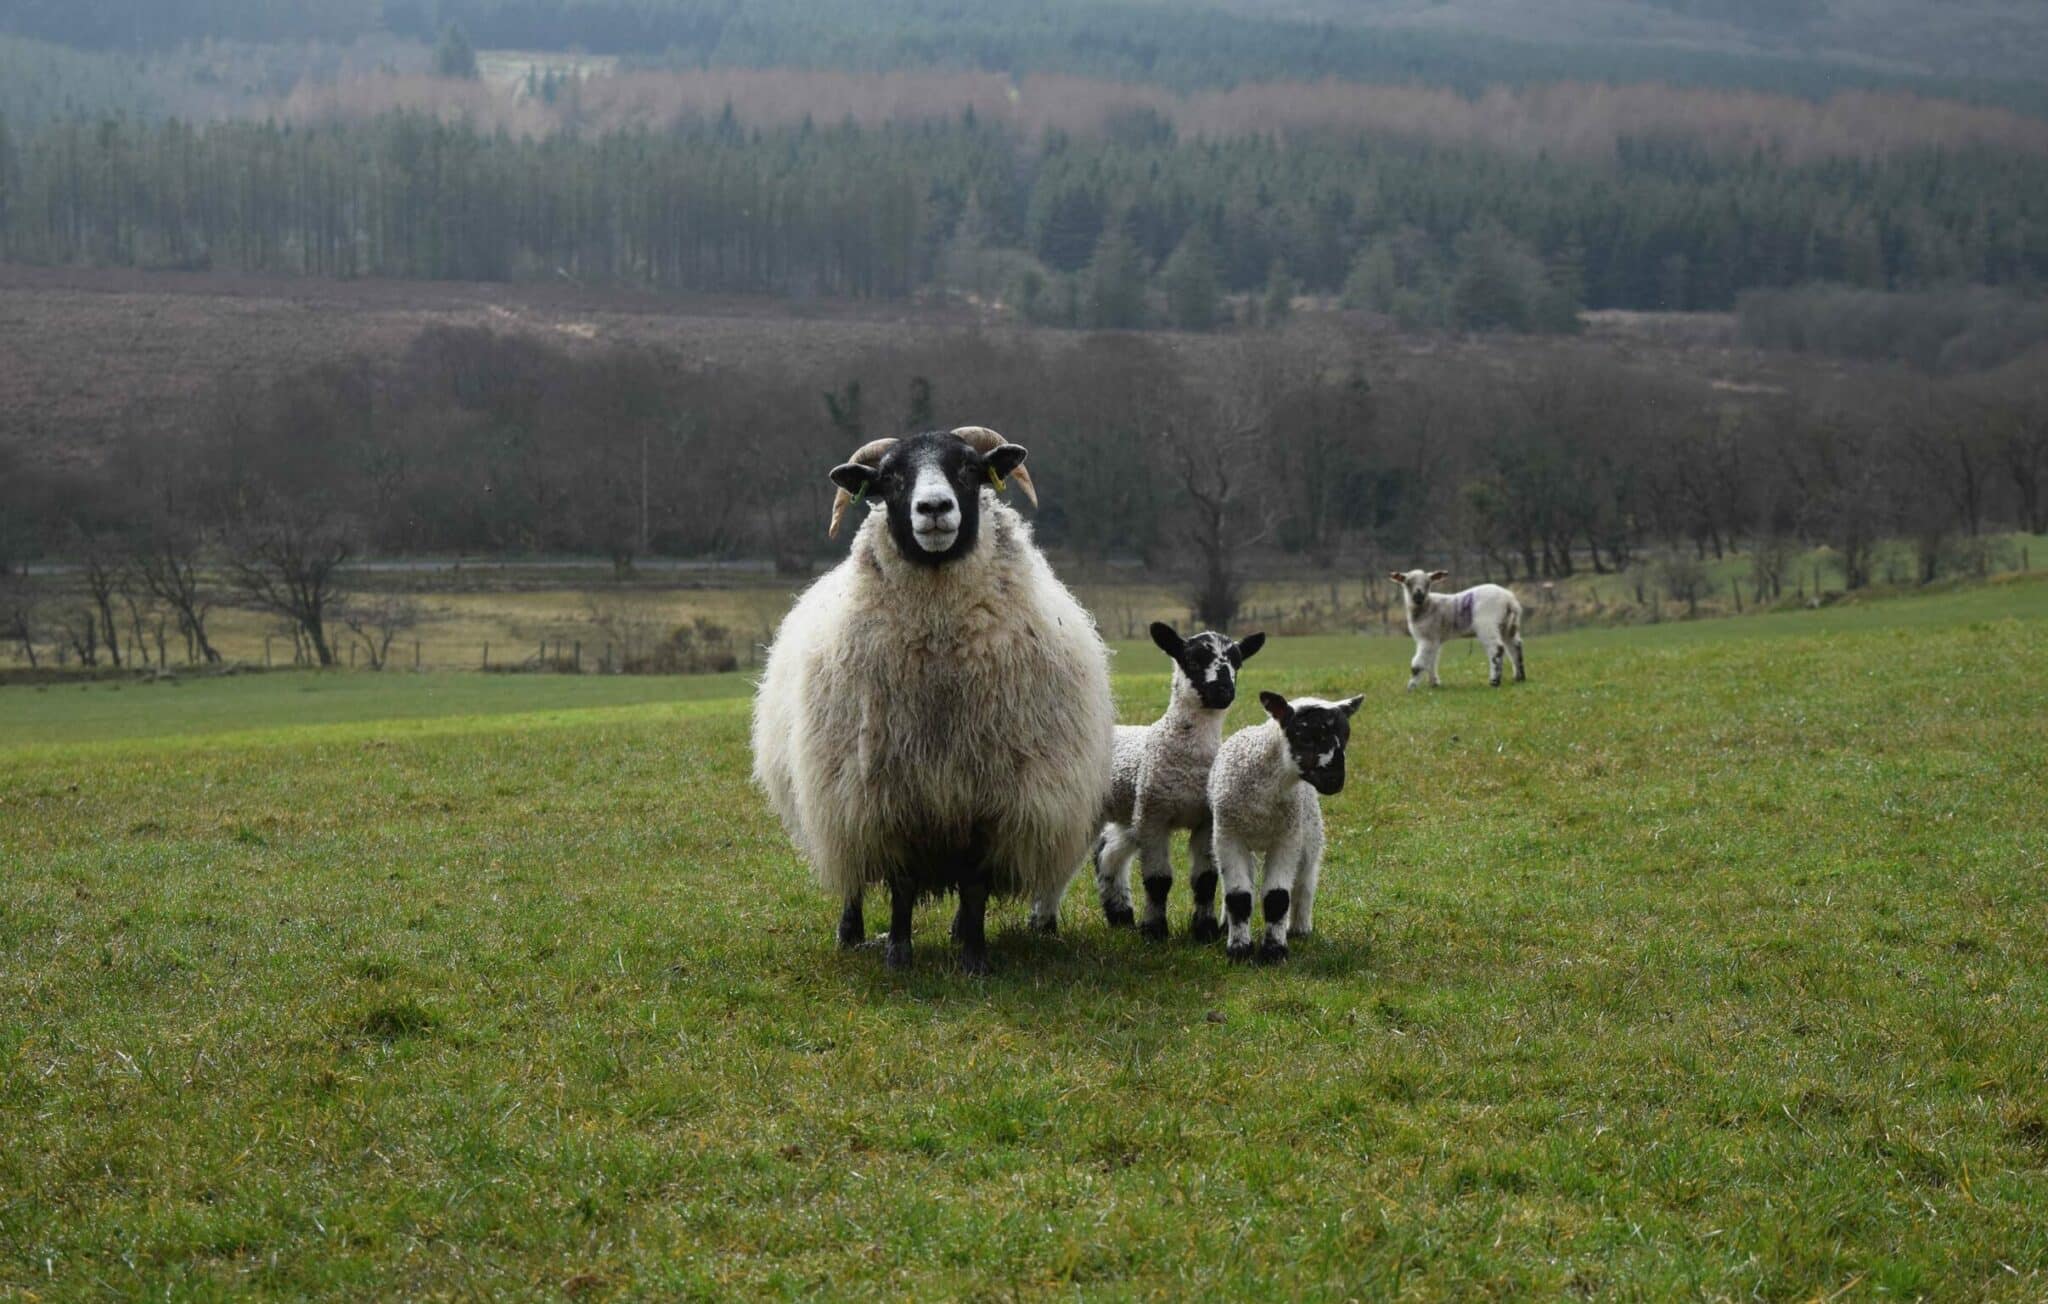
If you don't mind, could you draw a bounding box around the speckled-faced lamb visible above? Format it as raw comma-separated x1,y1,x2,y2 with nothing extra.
1208,691,1363,963
750,427,1116,974
1390,569,1525,689
1094,623,1265,941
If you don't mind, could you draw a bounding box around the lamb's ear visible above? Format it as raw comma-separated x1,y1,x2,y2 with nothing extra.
1149,622,1184,657
1428,570,1449,582
1338,694,1365,718
1236,632,1266,662
985,443,1028,480
830,463,880,495
1387,571,1406,582
1259,691,1293,725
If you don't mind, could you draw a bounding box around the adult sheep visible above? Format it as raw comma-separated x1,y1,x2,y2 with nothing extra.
751,427,1116,974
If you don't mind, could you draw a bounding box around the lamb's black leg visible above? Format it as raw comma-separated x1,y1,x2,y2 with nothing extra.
837,891,865,949
885,880,914,971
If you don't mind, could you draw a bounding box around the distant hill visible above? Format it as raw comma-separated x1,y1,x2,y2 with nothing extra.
2,0,2043,106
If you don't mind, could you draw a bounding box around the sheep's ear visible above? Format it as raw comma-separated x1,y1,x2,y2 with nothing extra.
1428,570,1449,582
1236,632,1266,662
1259,691,1293,725
1338,694,1364,718
985,443,1028,480
830,463,880,494
1387,571,1406,582
1149,622,1184,657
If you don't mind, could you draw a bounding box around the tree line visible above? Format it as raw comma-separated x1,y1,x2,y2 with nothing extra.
5,322,2044,666
3,113,2045,320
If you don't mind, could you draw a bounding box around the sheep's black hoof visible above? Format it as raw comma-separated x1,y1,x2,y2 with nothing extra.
836,902,865,950
1138,917,1169,942
1258,938,1290,965
1190,917,1223,944
1227,940,1255,964
883,939,913,971
958,947,991,977
1103,902,1136,929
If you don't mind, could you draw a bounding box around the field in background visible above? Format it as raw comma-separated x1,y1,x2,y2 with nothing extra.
4,580,2045,1295
12,533,2044,675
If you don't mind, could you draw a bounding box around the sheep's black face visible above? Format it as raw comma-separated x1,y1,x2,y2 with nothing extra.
1260,691,1363,796
831,431,1028,569
1150,623,1266,710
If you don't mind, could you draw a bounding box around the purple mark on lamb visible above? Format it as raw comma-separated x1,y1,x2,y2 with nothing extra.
1453,591,1476,632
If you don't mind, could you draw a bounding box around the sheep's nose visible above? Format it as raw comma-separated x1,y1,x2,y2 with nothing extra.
915,496,954,518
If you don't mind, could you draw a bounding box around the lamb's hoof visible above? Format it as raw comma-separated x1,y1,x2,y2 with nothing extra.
1190,917,1223,944
1227,940,1255,964
883,940,913,971
1257,938,1290,965
958,947,991,977
1103,903,1136,929
1138,917,1169,942
1287,927,1312,942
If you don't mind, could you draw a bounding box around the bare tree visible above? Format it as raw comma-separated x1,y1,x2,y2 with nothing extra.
224,508,354,667
0,571,39,668
1155,346,1281,631
132,520,221,664
341,595,422,670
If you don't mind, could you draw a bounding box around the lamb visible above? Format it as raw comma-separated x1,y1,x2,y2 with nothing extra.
1208,690,1363,963
1389,569,1526,689
750,426,1116,974
1093,623,1265,941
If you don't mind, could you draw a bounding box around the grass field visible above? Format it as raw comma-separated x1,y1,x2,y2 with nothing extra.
4,578,2046,1297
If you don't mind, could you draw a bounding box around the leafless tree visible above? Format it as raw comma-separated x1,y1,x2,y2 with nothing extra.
132,520,221,664
224,507,354,667
341,595,422,670
0,572,39,668
1155,345,1283,631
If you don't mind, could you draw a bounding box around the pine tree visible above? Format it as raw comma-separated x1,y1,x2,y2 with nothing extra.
1161,226,1222,331
1086,226,1148,329
436,24,479,80
1261,258,1297,326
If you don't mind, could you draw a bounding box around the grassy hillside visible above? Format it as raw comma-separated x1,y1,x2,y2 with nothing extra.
3,581,2046,1296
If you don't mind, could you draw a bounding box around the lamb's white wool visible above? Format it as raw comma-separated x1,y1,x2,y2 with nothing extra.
1390,569,1526,689
1208,692,1360,963
751,471,1115,971
1093,626,1264,941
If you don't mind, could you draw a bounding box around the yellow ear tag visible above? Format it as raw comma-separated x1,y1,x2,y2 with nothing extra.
988,467,1006,493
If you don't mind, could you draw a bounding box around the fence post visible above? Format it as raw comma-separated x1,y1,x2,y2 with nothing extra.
483,641,490,670
1732,579,1742,613
414,640,421,670
264,635,272,667
574,640,582,673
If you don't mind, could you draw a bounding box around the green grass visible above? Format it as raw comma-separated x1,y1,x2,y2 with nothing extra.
3,580,2047,1298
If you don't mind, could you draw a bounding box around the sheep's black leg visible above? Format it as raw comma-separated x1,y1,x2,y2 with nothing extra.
884,880,914,971
1258,888,1292,965
1189,870,1221,943
954,837,993,977
837,891,865,949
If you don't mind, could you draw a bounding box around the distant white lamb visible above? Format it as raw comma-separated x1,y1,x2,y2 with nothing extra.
1389,569,1525,689
1208,690,1362,963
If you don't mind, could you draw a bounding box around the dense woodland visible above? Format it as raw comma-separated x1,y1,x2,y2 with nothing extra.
2,112,2044,320
4,323,2043,665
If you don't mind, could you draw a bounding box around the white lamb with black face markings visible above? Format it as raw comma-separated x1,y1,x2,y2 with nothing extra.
1207,690,1363,964
750,427,1117,976
1092,623,1266,942
1389,568,1527,690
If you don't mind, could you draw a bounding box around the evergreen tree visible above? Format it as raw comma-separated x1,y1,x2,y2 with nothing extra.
1086,226,1148,329
436,24,479,79
1261,258,1297,326
1161,225,1222,331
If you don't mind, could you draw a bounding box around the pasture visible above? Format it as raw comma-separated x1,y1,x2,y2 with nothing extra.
3,579,2046,1298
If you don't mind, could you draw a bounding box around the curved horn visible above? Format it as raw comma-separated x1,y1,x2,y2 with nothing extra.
827,437,899,539
952,426,1037,510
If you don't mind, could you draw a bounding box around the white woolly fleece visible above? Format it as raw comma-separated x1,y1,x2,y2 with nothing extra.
751,491,1117,901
